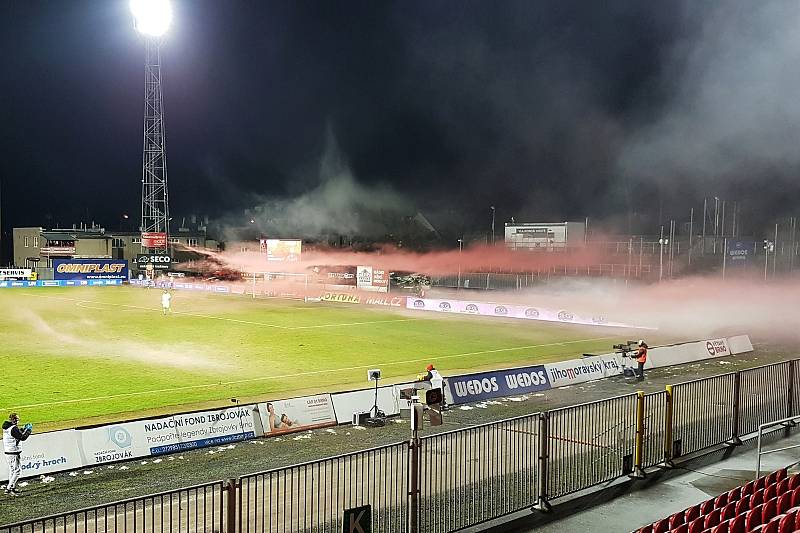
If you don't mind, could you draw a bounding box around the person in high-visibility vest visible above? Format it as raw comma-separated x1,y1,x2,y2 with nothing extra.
633,340,648,381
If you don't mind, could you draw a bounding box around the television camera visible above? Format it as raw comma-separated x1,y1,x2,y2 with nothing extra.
613,341,642,377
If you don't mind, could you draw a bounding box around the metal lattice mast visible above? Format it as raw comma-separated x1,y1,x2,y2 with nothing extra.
140,38,170,253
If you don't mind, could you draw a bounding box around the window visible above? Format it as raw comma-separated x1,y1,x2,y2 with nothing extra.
24,236,30,248
240,247,249,253
112,238,124,248
132,238,141,244
187,238,198,247
33,237,39,248
169,238,180,244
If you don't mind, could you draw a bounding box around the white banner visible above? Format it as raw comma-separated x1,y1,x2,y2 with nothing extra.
0,429,83,482
80,406,257,465
544,354,625,387
0,269,32,280
406,298,650,329
330,386,403,424
356,266,373,289
257,394,336,436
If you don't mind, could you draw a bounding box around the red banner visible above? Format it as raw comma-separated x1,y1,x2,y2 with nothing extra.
141,232,167,248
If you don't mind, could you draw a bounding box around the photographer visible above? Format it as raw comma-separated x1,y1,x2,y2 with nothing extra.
633,340,648,381
3,413,32,496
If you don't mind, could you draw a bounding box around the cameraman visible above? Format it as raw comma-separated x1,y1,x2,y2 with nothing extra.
3,413,32,496
633,340,648,381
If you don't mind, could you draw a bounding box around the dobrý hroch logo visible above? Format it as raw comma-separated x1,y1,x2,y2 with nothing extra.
439,302,451,310
466,303,479,313
524,308,539,318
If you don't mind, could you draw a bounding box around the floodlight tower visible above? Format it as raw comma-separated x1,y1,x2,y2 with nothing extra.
131,0,172,254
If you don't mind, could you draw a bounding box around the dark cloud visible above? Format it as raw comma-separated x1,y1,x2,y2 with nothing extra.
0,0,797,255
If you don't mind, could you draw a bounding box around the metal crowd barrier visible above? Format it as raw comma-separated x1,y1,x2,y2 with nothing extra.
3,360,800,533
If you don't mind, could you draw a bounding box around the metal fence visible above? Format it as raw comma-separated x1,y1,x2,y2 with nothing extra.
4,360,800,533
238,442,408,533
546,394,636,499
671,373,736,457
1,481,227,533
418,414,540,532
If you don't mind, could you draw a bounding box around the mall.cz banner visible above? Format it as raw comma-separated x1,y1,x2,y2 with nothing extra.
447,364,551,404
53,258,129,280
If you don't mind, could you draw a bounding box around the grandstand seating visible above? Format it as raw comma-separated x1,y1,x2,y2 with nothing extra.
637,468,800,533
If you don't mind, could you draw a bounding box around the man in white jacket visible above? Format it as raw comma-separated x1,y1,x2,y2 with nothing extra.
3,413,32,496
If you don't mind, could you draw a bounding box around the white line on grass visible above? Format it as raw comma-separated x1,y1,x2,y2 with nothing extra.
22,293,418,330
2,336,615,411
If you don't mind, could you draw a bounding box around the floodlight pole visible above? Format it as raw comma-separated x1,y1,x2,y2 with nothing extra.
139,37,170,255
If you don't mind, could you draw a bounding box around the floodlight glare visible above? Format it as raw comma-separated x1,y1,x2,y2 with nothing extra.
130,0,172,37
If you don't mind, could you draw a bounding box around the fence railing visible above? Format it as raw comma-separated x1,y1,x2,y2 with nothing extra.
3,360,799,533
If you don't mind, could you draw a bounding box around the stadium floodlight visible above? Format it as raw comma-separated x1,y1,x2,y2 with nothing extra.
130,0,173,37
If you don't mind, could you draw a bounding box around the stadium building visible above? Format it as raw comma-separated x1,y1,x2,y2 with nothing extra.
12,224,218,275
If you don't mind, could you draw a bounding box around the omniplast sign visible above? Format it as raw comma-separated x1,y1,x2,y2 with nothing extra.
53,259,128,280
447,365,551,404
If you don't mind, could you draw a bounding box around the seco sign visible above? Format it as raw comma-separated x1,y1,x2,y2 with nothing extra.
136,254,173,271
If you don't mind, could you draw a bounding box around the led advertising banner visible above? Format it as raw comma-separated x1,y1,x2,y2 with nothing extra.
141,232,167,248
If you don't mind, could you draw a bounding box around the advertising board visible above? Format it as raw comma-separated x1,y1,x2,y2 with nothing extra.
356,266,389,292
406,298,646,329
0,430,83,482
53,259,129,280
356,266,373,289
257,394,336,436
79,406,257,464
313,265,357,288
261,239,302,262
320,292,360,304
727,240,755,264
136,254,173,271
0,269,33,280
363,296,405,307
141,232,167,249
544,354,624,387
447,364,551,404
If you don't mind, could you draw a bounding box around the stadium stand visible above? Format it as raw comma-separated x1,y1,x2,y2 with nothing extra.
635,468,800,533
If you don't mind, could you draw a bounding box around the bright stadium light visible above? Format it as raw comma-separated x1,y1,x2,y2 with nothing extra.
130,0,173,37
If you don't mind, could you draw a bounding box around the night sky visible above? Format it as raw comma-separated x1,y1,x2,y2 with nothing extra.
1,0,799,249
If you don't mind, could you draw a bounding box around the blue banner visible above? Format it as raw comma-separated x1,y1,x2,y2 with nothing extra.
0,279,123,288
149,431,255,455
447,364,551,404
727,240,755,264
53,259,129,280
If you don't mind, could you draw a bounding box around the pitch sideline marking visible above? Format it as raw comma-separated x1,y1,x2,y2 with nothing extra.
2,336,615,411
22,293,419,330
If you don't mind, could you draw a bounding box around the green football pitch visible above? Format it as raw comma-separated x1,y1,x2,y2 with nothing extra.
0,286,644,430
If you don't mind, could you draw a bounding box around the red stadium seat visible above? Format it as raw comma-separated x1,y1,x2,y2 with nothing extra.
705,509,722,529
779,479,791,496
780,512,799,533
768,472,780,487
670,511,687,529
721,502,737,521
673,525,689,533
637,525,653,533
716,492,729,509
686,504,701,523
711,518,730,533
729,513,746,533
789,474,800,491
777,469,789,482
736,494,752,516
753,490,766,509
728,486,742,502
701,499,716,515
768,485,779,502
688,516,706,533
748,506,765,531
765,499,780,523
757,477,768,492
762,519,779,533
743,481,755,497
779,493,794,514
793,487,800,508
653,518,669,533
